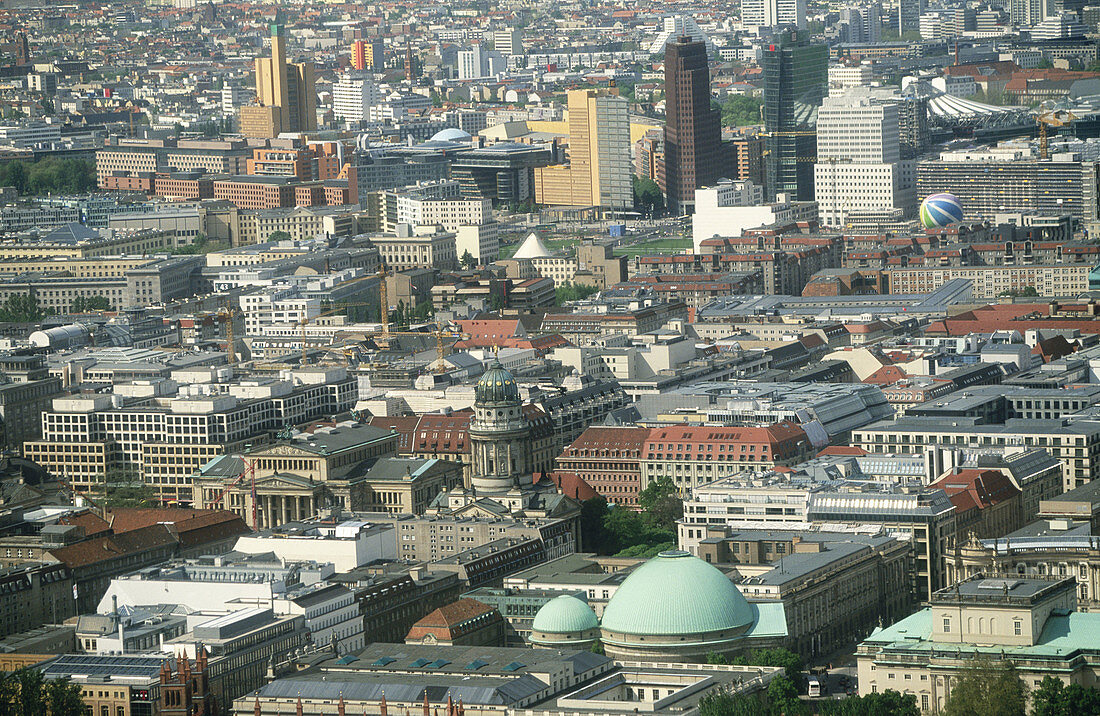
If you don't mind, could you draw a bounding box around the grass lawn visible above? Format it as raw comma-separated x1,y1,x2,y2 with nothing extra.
613,237,693,257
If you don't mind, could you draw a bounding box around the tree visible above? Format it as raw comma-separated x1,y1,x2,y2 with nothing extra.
942,656,1027,716
44,676,86,716
461,249,476,269
720,95,764,127
1032,676,1100,716
821,691,919,716
637,475,683,530
579,496,609,552
555,282,599,305
767,675,806,715
731,648,804,686
633,175,664,217
71,295,112,313
268,230,292,242
489,294,505,312
0,293,51,322
699,690,769,716
0,669,86,716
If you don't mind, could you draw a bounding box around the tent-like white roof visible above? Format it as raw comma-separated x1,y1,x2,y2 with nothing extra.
512,232,553,259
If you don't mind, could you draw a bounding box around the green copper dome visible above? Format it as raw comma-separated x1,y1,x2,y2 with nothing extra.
532,595,599,634
600,550,753,637
476,360,520,405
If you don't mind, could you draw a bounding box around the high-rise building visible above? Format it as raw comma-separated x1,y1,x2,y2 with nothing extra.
762,30,827,201
742,0,808,28
492,28,523,56
351,39,385,71
841,4,882,42
813,91,916,228
457,44,505,80
648,15,715,55
659,38,730,214
898,0,927,32
533,89,632,212
332,75,383,124
239,24,317,138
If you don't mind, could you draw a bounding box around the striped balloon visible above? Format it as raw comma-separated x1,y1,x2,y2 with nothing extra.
920,193,964,229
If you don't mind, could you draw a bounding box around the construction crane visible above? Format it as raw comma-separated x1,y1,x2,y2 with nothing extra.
1036,108,1076,160
216,302,241,364
203,456,258,530
296,301,381,365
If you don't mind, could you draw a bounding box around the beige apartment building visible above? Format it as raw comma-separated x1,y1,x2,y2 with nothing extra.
887,263,1093,299
852,417,1100,491
368,226,458,271
0,228,177,259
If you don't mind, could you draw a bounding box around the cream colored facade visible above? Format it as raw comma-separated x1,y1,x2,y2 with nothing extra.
0,229,176,259
852,420,1100,492
235,207,361,246
534,89,631,210
887,264,1093,299
369,229,458,271
857,575,1100,714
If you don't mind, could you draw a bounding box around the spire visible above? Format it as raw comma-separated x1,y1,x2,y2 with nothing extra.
338,693,345,716
380,692,388,716
254,697,261,716
423,692,429,716
296,695,303,716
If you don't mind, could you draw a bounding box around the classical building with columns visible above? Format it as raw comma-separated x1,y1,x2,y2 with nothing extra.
192,420,465,529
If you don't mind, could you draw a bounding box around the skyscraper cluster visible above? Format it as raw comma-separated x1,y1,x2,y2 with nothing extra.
239,24,317,138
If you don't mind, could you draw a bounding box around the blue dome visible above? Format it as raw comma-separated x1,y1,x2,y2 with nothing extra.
476,360,519,405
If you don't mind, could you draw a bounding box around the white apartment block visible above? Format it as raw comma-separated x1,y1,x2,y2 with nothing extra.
741,0,807,28
239,292,322,334
399,197,491,231
887,263,1094,300
828,63,874,92
691,180,815,251
455,223,500,263
814,93,915,228
332,76,384,123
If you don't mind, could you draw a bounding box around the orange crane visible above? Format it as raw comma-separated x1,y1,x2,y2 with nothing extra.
1036,108,1076,160
216,302,241,364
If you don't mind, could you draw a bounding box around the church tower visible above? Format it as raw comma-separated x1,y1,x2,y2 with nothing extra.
469,361,530,493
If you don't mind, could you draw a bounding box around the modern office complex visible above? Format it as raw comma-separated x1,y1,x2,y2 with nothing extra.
239,24,317,138
534,89,632,212
762,31,828,201
659,38,729,214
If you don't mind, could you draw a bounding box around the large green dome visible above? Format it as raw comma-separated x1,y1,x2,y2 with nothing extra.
476,360,520,405
532,595,598,634
601,550,753,637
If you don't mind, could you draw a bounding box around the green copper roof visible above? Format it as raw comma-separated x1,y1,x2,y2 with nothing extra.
476,360,520,405
600,550,754,637
532,595,598,634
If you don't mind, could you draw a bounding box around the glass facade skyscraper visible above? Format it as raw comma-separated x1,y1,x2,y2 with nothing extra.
762,30,827,201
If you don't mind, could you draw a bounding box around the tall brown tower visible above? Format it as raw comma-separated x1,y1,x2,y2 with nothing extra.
658,37,729,214
14,32,29,66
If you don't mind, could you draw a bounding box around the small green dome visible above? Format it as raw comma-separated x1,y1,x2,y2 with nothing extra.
532,595,598,634
476,360,520,405
601,550,753,637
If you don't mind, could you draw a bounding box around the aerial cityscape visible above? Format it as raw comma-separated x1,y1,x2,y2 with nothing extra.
1,0,1100,713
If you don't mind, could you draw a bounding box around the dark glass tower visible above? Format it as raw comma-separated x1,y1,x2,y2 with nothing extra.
762,30,827,202
659,38,728,214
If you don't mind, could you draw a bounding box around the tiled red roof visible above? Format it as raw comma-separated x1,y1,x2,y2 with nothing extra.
49,524,177,569
546,471,599,502
411,598,496,629
58,510,111,537
930,469,1020,513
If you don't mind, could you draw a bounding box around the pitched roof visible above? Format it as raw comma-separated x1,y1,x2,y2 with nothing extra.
48,524,178,569
410,598,497,630
930,469,1020,513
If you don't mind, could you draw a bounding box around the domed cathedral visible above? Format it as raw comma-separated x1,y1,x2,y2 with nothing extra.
528,550,790,662
470,361,530,494
425,362,582,549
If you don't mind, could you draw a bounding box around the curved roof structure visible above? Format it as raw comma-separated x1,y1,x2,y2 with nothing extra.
512,232,552,260
430,128,473,142
601,550,754,636
475,360,520,405
532,595,599,634
903,79,1030,129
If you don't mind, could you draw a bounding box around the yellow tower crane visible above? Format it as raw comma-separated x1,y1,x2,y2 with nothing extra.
1036,109,1076,160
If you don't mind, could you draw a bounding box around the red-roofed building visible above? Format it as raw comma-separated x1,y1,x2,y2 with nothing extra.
930,468,1022,541
404,598,506,646
926,302,1100,337
555,426,650,509
640,422,812,493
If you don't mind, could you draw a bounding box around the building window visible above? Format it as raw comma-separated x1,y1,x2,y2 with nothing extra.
943,618,951,633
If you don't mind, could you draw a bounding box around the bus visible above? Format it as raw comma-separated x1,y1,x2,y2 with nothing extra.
807,677,824,698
